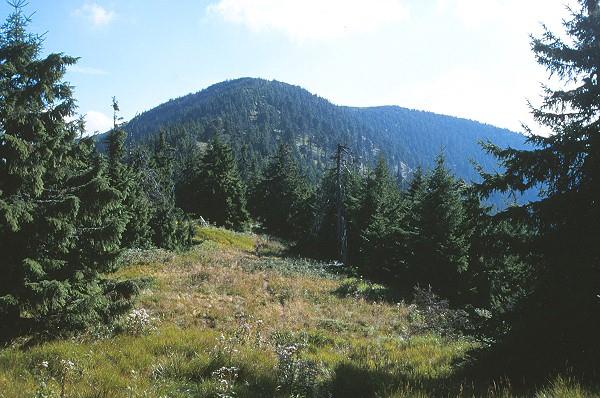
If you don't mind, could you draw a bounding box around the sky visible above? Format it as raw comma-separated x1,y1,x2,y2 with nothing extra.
0,0,580,135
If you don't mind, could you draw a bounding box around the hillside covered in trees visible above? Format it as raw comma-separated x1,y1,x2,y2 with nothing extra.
114,78,529,185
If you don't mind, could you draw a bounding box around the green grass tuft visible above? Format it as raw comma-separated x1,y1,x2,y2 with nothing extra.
194,226,255,251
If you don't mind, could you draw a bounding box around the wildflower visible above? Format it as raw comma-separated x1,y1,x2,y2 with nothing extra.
212,366,239,397
61,359,76,372
124,308,155,335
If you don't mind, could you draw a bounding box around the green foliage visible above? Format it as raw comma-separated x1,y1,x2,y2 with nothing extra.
0,5,132,338
104,101,153,249
195,136,249,230
250,143,314,240
358,156,408,275
407,154,472,302
195,226,255,251
335,277,390,301
476,0,600,373
311,151,478,306
310,161,364,262
142,132,193,250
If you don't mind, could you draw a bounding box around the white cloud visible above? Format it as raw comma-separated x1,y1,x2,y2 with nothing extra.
84,111,112,135
74,3,115,27
68,65,108,75
207,0,409,41
436,0,577,33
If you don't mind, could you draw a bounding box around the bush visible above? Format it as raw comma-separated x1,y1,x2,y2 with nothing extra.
407,286,471,337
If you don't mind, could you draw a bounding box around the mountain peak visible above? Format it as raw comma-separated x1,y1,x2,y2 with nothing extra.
120,78,527,184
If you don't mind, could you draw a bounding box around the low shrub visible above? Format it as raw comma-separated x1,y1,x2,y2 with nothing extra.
407,286,471,338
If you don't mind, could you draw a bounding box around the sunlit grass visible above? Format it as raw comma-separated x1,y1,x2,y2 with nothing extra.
194,225,255,252
0,227,597,397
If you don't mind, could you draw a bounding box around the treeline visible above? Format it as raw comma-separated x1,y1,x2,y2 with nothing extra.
170,137,527,313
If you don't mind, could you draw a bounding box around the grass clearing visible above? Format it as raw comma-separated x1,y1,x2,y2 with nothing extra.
0,229,598,397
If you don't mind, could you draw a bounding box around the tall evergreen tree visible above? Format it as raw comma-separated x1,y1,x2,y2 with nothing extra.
311,161,366,262
196,136,249,230
147,131,190,249
409,154,471,301
0,3,134,338
174,141,203,216
251,144,313,240
104,97,152,248
477,0,600,372
358,156,407,276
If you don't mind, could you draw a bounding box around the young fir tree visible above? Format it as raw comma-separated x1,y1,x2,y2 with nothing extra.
175,142,203,215
104,97,152,248
477,0,600,372
251,143,313,240
409,154,471,301
147,131,190,249
358,156,407,277
0,3,135,338
196,136,249,230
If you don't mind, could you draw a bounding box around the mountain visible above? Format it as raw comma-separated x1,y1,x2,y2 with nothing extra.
116,77,529,186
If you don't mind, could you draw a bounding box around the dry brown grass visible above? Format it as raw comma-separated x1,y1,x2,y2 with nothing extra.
130,238,410,340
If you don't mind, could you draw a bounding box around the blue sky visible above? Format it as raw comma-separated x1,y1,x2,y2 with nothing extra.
0,0,577,134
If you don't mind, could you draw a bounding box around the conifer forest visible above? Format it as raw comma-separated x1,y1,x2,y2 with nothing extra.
0,1,599,396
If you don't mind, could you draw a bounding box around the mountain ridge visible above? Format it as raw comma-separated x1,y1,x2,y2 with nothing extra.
113,77,528,186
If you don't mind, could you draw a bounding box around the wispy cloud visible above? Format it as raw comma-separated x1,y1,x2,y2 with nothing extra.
84,110,112,135
207,0,409,41
68,65,108,76
74,3,115,27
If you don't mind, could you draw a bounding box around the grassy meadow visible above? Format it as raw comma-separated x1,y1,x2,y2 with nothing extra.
0,227,596,397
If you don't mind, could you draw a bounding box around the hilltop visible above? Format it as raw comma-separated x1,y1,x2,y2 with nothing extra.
114,78,528,184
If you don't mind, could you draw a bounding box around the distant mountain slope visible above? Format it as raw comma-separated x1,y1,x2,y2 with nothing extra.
118,77,528,184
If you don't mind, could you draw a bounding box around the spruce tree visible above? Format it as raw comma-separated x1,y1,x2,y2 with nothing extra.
359,156,407,277
311,160,370,263
175,143,203,215
477,0,600,371
147,131,190,249
251,144,313,240
195,136,249,230
0,3,133,338
409,154,470,301
104,97,152,248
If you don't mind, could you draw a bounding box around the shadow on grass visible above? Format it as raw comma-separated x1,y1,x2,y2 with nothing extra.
329,358,532,398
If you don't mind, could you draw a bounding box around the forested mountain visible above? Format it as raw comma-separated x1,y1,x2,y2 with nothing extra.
115,78,528,185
